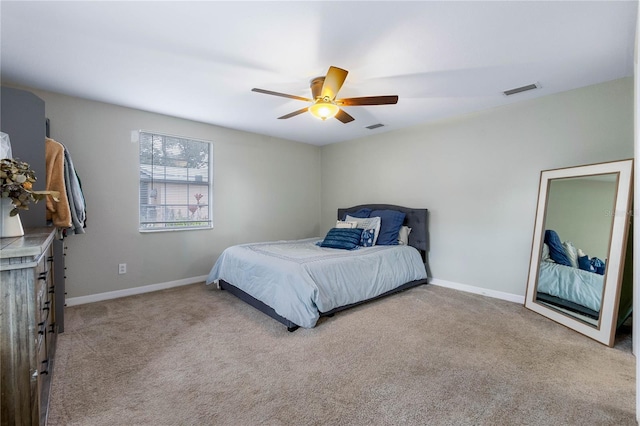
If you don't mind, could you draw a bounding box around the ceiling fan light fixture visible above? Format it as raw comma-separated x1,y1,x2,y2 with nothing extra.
308,101,339,121
252,65,398,123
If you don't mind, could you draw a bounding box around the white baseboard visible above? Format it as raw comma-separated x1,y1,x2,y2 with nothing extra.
65,275,208,306
429,278,525,304
66,275,524,307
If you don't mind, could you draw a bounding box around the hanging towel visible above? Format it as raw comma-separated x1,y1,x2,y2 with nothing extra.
45,138,72,228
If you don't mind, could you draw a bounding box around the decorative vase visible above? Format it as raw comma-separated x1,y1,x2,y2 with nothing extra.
0,197,24,238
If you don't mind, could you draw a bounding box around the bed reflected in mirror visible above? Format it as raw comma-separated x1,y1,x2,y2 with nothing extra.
535,174,617,326
524,160,633,347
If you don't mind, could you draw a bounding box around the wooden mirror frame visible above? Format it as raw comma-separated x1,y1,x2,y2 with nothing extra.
524,159,633,346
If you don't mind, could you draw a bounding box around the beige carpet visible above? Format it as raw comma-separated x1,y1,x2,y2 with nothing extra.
47,284,635,425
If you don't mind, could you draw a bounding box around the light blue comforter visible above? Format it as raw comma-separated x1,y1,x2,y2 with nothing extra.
206,238,428,328
537,261,604,312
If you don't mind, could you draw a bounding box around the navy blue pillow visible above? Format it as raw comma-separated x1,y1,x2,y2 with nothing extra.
590,257,606,275
370,209,406,246
342,208,371,220
577,255,594,272
320,228,363,250
544,230,572,267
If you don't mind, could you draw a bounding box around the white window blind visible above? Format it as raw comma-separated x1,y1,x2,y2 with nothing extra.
138,131,213,232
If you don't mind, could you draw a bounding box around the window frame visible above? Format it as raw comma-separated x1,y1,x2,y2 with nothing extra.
137,130,214,233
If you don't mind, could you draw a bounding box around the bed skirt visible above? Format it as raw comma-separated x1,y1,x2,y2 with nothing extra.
219,278,429,332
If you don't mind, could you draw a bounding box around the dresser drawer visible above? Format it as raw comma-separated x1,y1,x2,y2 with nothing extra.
36,278,52,326
38,331,50,374
36,328,47,371
36,284,49,323
35,247,54,326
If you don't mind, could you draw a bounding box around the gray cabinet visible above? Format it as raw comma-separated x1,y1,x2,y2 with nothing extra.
1,228,57,425
0,86,66,333
0,87,46,229
0,86,67,424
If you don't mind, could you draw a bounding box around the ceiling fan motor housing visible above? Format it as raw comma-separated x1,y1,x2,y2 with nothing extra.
310,77,325,100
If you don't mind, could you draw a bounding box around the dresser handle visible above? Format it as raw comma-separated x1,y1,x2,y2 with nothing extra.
38,271,47,280
47,256,54,262
38,321,45,335
41,359,49,375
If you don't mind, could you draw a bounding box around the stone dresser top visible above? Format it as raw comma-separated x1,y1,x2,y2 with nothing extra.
0,228,56,270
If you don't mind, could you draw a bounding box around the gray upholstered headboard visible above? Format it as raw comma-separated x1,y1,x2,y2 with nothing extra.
337,204,429,260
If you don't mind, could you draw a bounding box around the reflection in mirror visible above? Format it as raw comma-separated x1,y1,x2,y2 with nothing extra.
524,160,633,347
535,174,617,326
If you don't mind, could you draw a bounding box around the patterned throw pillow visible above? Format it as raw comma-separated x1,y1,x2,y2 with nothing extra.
320,228,364,250
345,215,381,245
360,229,376,247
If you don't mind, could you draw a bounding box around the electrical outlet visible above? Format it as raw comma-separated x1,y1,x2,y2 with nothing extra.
118,263,127,275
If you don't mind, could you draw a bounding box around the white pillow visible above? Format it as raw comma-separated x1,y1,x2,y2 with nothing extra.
562,241,579,268
345,215,381,245
335,220,357,229
398,226,412,245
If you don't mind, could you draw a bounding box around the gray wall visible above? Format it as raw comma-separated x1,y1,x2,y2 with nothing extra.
12,77,632,300
24,88,322,298
321,77,633,296
545,177,617,260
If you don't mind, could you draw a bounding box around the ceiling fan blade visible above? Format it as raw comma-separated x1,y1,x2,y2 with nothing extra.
278,107,309,120
335,109,355,124
321,66,348,100
337,95,399,106
252,88,311,102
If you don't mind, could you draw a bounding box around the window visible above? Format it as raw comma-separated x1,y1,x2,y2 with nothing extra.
138,131,213,232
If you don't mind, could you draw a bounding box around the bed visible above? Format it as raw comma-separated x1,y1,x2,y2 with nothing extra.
535,229,606,320
205,204,429,331
536,261,604,319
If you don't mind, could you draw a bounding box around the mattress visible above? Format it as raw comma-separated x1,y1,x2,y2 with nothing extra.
537,261,604,313
206,238,428,328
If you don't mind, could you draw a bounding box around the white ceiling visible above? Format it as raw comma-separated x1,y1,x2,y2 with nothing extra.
1,1,637,146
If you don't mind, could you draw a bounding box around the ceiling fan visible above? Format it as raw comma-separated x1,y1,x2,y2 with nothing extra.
251,66,398,123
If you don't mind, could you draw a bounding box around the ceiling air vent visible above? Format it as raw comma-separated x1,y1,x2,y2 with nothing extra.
503,83,540,96
366,123,385,130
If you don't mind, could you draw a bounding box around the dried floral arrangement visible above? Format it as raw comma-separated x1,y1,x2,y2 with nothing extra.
0,158,59,216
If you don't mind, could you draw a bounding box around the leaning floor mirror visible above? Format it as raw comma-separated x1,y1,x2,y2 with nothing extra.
524,159,633,347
